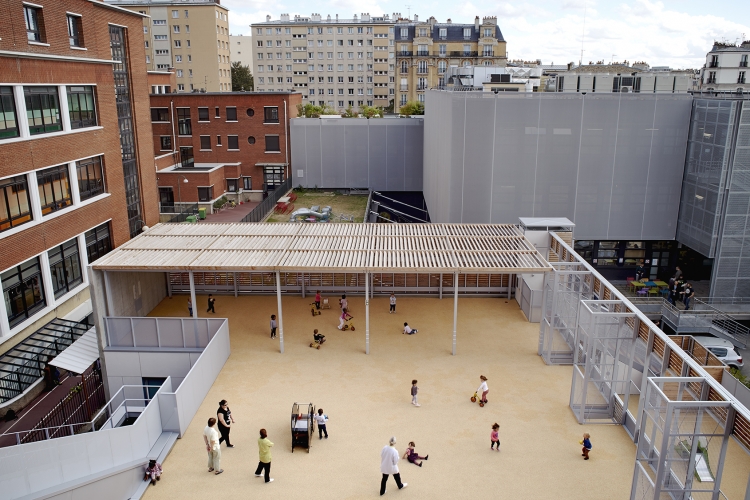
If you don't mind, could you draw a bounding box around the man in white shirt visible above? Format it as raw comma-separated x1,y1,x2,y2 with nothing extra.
203,418,223,475
380,436,407,495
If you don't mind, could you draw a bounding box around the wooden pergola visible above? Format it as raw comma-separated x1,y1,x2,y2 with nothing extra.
93,223,552,355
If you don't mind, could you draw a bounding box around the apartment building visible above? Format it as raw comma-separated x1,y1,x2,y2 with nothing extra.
395,16,507,109
251,13,397,112
701,41,750,92
106,0,231,92
0,0,158,351
229,34,254,68
150,92,301,209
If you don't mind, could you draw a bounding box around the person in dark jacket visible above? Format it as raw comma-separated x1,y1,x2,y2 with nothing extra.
217,400,234,448
635,261,645,282
581,433,592,460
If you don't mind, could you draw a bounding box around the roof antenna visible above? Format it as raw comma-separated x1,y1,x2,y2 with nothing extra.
406,5,411,19
579,4,587,67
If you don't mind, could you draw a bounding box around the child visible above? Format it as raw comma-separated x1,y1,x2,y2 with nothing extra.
338,308,353,330
315,290,321,310
313,329,325,344
411,380,420,407
477,375,489,404
402,442,428,467
581,433,592,460
187,298,193,317
389,293,397,314
339,294,348,313
314,408,328,439
491,423,500,451
403,322,417,335
270,314,277,339
207,294,216,313
144,459,162,485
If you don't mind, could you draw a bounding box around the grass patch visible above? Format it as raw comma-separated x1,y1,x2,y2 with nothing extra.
265,190,367,223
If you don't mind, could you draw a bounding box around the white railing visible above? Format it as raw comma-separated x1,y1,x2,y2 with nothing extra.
105,316,224,348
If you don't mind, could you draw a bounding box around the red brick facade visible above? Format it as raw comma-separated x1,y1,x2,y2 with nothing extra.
0,0,158,340
150,92,301,204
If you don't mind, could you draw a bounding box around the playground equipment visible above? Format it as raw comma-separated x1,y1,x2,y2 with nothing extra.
291,403,315,452
310,332,326,349
289,207,331,223
310,302,321,316
470,392,485,407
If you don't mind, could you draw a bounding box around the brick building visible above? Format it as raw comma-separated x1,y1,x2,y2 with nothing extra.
150,91,301,210
0,0,158,352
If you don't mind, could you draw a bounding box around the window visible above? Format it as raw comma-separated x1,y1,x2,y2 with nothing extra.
0,175,32,232
174,40,181,48
151,108,170,122
153,19,166,26
25,86,61,135
172,9,179,18
24,6,44,42
215,107,220,118
227,135,239,150
400,28,408,38
173,25,180,33
483,45,492,56
264,106,279,123
740,71,747,84
177,108,191,135
154,35,167,40
37,164,72,215
2,257,46,328
463,28,471,39
186,25,190,33
484,28,492,37
242,177,252,190
48,238,82,298
265,135,280,152
175,55,182,62
76,156,104,200
200,135,211,150
0,87,19,139
84,222,112,263
176,69,183,78
439,28,447,39
198,107,209,121
226,107,237,121
160,136,172,150
438,60,446,74
67,14,82,47
185,10,189,18
67,86,96,129
226,178,238,193
417,60,427,74
741,55,749,67
197,186,213,202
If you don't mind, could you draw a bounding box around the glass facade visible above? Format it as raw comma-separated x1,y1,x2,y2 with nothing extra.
110,26,143,237
25,86,62,135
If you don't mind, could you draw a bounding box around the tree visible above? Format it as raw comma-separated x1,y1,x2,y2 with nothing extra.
341,105,359,118
231,62,253,91
360,105,383,118
399,101,424,116
296,102,336,118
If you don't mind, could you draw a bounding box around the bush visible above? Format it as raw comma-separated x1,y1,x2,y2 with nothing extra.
341,105,359,118
213,196,227,209
360,105,383,118
296,103,336,118
730,367,750,390
399,101,424,116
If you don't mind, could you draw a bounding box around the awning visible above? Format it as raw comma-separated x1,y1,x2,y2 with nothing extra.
50,328,99,374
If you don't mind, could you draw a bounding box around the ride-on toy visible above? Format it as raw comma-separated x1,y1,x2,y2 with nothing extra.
310,302,321,316
340,317,355,331
310,331,326,349
471,392,485,407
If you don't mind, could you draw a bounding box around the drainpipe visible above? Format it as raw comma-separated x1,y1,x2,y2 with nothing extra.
284,100,289,181
170,99,177,158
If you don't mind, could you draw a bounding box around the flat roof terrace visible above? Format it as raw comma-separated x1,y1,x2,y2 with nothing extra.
141,294,639,499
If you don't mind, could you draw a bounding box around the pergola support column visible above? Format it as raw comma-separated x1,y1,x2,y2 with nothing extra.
276,271,284,353
439,273,443,299
166,272,172,298
233,272,238,297
452,271,458,356
189,271,198,318
365,272,370,354
301,272,305,298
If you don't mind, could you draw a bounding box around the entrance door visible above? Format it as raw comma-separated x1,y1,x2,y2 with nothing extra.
180,146,194,168
159,187,174,208
263,165,285,192
142,377,166,400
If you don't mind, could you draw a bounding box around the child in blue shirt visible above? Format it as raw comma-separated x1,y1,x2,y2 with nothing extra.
581,433,592,460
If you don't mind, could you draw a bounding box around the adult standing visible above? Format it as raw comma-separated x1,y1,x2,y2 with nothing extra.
477,375,489,405
380,436,407,495
673,266,683,281
217,400,234,448
203,418,223,475
684,283,695,311
254,428,274,483
188,298,193,317
207,294,216,314
635,261,645,282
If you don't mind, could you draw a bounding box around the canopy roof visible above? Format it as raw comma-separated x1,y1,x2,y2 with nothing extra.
92,223,552,273
49,329,98,375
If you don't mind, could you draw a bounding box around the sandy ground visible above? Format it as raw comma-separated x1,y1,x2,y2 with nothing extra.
141,294,643,500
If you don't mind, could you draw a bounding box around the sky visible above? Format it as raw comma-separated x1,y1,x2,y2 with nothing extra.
223,0,750,69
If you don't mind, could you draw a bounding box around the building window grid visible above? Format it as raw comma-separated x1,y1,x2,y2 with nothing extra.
0,175,32,232
177,108,191,135
25,86,62,135
2,257,46,328
37,164,73,215
67,86,97,129
48,238,83,299
76,156,105,201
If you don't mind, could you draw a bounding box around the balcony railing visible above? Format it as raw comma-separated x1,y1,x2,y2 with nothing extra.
399,85,408,91
450,51,478,57
709,61,719,68
740,76,747,84
398,51,413,57
416,51,429,56
417,85,428,91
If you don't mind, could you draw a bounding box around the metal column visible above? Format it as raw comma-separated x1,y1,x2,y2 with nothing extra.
189,272,198,318
233,272,238,297
166,272,172,298
365,272,370,354
276,271,284,353
439,273,443,299
301,272,305,298
452,271,458,355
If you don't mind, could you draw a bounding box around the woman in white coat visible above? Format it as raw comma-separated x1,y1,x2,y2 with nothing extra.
380,436,407,495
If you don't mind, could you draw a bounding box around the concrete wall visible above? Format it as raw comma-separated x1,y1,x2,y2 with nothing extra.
104,350,201,396
423,91,693,241
105,271,168,318
290,117,424,190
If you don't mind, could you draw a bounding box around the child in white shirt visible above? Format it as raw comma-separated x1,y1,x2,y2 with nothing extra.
314,408,328,439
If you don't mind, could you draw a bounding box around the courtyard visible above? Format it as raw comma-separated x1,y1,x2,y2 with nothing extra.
265,190,368,223
141,293,639,499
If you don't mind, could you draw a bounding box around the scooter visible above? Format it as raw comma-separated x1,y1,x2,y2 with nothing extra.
470,392,485,407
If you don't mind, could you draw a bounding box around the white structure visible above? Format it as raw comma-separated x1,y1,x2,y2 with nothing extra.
446,65,542,92
546,71,694,93
229,34,254,68
701,41,750,92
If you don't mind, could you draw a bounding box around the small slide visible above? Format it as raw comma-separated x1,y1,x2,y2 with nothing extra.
289,208,330,222
694,454,714,482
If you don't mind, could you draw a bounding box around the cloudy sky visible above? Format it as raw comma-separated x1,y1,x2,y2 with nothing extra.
223,0,750,69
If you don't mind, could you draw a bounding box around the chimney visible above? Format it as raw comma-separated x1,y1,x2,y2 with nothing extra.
414,14,418,22
327,14,331,21
336,14,339,22
353,13,358,21
475,16,480,31
280,13,289,22
446,18,452,23
266,15,271,22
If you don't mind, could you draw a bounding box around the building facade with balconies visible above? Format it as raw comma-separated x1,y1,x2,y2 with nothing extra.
701,41,750,92
395,16,507,111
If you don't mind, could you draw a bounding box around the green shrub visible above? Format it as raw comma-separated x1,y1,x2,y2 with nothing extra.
213,196,227,209
730,367,750,390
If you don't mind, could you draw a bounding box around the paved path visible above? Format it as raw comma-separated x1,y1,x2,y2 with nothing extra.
202,202,259,223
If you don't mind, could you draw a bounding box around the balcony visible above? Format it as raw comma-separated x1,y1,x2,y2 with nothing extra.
416,51,429,57
482,52,494,57
709,61,719,68
741,61,748,67
449,51,478,57
417,85,428,91
398,51,413,57
739,76,747,84
399,85,408,91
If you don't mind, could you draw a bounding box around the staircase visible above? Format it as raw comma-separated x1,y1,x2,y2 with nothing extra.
657,300,749,349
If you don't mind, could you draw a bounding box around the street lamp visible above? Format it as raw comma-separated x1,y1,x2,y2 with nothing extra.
135,219,149,232
177,175,189,212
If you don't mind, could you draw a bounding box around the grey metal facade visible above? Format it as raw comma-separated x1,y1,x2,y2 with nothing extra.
677,98,750,297
423,91,693,241
290,117,424,191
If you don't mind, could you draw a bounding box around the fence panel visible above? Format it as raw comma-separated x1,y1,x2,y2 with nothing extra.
240,178,293,223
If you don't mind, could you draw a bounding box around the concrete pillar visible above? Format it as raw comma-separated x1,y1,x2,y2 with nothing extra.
276,271,284,353
452,271,458,356
365,272,370,354
166,272,172,298
103,270,115,317
189,271,198,318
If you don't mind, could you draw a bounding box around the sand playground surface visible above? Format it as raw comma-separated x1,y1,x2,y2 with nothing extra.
139,294,749,500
